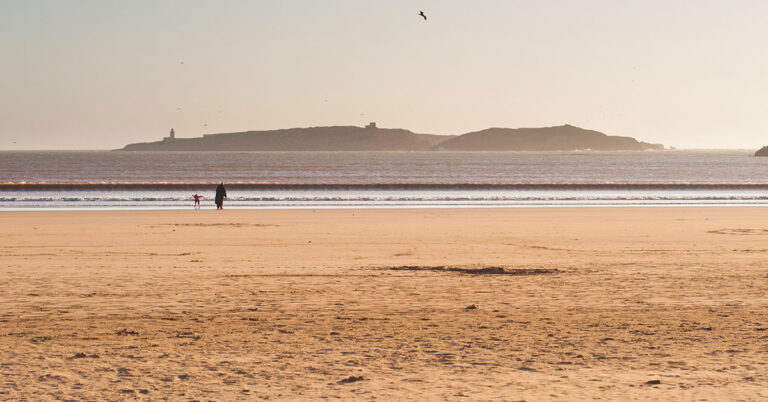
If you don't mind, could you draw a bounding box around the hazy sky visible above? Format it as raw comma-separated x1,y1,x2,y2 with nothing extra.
2,0,768,149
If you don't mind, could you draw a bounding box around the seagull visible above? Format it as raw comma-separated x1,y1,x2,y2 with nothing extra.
418,11,427,21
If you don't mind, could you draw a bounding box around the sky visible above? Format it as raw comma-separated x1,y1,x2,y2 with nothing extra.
1,0,768,150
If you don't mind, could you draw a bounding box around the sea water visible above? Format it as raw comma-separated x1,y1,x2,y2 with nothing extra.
2,150,768,209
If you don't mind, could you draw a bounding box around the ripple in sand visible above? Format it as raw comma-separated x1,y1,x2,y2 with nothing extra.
389,266,560,275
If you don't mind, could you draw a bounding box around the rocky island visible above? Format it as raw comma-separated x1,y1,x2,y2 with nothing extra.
755,146,768,157
437,125,663,151
121,123,448,151
120,123,663,152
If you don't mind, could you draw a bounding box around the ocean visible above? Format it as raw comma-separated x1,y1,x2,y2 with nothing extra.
2,150,768,210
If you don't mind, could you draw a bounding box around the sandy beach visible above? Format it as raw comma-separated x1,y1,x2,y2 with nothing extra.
2,207,768,400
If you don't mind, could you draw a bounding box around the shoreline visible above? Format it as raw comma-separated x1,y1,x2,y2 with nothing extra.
3,202,768,211
2,205,768,213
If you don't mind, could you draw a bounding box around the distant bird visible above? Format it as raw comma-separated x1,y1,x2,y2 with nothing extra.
203,123,208,127
418,11,427,21
180,61,184,65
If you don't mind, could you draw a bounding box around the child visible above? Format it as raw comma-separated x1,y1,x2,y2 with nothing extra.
192,194,202,209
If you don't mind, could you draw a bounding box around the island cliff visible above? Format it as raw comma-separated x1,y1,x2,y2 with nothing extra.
755,146,768,157
120,124,663,152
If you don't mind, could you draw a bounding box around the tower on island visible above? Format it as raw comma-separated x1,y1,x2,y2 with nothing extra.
163,128,176,141
365,122,377,129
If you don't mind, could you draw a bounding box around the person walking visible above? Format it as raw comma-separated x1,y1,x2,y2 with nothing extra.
215,182,227,210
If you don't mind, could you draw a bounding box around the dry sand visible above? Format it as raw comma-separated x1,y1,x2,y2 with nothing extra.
2,207,768,400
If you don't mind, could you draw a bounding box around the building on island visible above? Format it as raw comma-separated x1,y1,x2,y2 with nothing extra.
163,128,176,141
366,122,377,129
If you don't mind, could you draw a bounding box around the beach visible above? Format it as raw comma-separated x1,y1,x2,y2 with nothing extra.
2,207,768,400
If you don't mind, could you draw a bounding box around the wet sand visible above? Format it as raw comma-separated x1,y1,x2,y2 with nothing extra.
2,208,768,400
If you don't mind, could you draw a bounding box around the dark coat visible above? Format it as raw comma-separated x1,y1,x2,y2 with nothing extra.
215,184,227,204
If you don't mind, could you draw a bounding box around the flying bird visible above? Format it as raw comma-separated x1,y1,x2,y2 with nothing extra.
418,11,427,21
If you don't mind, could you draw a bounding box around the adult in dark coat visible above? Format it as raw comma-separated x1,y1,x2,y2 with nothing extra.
215,182,227,210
